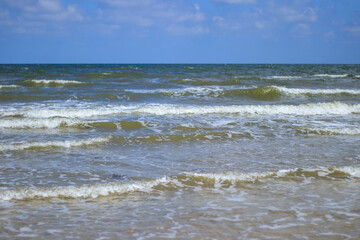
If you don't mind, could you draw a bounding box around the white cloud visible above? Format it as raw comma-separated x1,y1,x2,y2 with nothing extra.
38,0,62,12
276,6,317,22
166,25,209,35
0,0,84,33
97,0,207,35
345,26,360,36
1,0,83,22
0,8,10,19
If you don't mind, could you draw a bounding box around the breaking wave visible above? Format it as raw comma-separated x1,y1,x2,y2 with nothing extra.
275,86,360,96
0,118,146,130
0,136,111,152
0,166,358,201
313,74,349,78
23,79,84,86
297,127,360,136
126,86,360,100
0,84,20,89
1,102,359,118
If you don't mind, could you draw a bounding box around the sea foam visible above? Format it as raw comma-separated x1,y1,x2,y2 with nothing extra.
0,118,83,129
0,85,20,89
24,79,83,85
313,74,349,78
0,102,359,118
300,127,360,136
0,136,111,152
274,86,360,95
0,176,170,201
0,166,358,201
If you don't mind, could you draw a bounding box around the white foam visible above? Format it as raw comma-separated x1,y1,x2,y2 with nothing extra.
0,118,83,129
313,74,348,78
1,102,359,118
0,176,170,201
129,102,359,116
26,79,83,85
304,127,360,135
186,166,360,183
1,166,358,201
186,171,276,182
0,106,133,118
268,76,300,79
127,86,225,95
0,136,111,152
336,166,360,178
274,86,360,95
0,85,20,89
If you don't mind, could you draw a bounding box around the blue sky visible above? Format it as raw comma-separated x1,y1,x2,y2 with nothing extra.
0,0,359,63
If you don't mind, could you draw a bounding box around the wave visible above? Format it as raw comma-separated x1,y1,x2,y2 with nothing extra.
186,166,360,181
23,79,84,86
0,118,146,130
0,118,83,129
126,86,360,100
268,76,301,79
112,131,252,144
275,86,360,96
0,136,111,152
297,127,360,136
0,84,20,89
0,132,249,152
76,72,144,79
0,176,170,201
313,74,349,78
0,166,358,201
1,102,359,118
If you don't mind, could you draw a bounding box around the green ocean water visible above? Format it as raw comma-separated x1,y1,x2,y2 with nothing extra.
0,64,360,239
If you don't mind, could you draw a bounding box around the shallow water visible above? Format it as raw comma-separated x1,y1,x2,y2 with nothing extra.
0,64,360,239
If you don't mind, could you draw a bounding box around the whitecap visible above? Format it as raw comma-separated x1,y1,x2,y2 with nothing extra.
0,102,359,118
0,136,111,152
274,86,360,95
25,79,83,85
313,74,348,78
0,85,20,89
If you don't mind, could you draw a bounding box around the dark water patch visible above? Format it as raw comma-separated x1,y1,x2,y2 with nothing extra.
224,86,282,101
0,94,63,102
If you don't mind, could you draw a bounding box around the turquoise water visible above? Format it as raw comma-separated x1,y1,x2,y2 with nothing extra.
0,64,360,239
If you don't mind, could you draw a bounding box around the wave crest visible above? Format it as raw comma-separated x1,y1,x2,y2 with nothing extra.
0,136,111,152
23,79,84,86
0,166,358,201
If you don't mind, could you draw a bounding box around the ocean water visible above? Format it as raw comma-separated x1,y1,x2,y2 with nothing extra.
0,64,359,239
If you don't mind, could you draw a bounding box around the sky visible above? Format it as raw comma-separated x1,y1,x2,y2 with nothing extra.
0,0,360,64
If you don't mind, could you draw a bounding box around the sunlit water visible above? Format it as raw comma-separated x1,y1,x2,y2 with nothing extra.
0,64,359,239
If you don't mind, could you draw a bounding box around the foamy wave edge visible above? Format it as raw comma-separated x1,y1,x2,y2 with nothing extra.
299,127,360,136
185,166,360,181
0,85,20,89
0,166,358,201
25,79,83,85
313,74,349,78
1,102,359,118
0,177,170,201
0,136,111,152
274,86,360,95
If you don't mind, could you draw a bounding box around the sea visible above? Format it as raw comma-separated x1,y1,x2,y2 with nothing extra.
0,64,359,239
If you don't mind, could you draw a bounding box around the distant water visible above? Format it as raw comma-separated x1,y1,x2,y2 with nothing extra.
0,64,359,239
